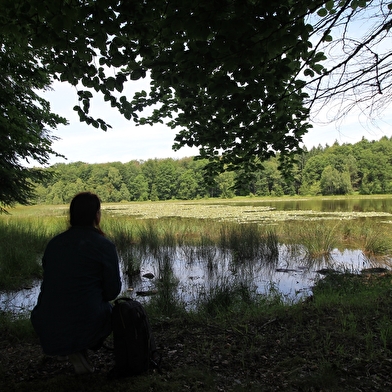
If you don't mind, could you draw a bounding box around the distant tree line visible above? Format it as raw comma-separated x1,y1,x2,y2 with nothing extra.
31,136,392,204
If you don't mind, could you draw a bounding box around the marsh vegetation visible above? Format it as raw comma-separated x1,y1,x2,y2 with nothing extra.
1,196,392,308
1,196,392,391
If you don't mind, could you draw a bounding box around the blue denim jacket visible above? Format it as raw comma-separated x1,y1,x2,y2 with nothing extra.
31,226,122,356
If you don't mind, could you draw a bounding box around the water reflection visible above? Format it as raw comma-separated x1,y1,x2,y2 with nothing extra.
0,284,41,313
3,244,390,313
226,196,392,213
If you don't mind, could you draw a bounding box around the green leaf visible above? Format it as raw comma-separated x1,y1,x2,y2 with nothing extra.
115,79,124,92
130,68,146,80
313,51,327,62
317,8,328,17
325,1,335,11
106,77,116,91
3,0,388,206
312,64,325,74
304,69,315,77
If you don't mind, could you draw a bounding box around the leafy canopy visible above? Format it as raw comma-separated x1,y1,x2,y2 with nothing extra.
1,0,391,208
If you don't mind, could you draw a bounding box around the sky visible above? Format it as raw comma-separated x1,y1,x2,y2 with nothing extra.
42,80,392,168
42,81,199,166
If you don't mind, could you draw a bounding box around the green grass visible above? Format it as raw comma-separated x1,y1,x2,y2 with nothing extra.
0,310,37,342
283,220,339,258
219,223,279,262
0,217,64,290
149,252,185,318
361,222,392,255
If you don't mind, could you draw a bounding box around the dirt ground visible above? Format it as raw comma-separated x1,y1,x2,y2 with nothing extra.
2,314,392,392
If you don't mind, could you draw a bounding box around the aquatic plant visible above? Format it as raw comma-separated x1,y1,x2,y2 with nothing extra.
0,219,58,290
361,223,392,256
103,217,135,250
219,222,278,263
149,252,184,317
121,246,143,277
290,221,339,258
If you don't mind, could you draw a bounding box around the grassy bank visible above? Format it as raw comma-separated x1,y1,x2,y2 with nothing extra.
1,272,392,391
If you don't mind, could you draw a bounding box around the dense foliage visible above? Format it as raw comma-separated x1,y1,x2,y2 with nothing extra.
31,136,392,204
1,0,392,209
0,36,67,212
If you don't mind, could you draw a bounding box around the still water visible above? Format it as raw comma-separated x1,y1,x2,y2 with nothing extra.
215,196,392,213
1,197,392,312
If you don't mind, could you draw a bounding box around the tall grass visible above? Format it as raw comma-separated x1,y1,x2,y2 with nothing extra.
149,252,185,317
195,277,259,318
101,216,136,250
0,217,64,290
219,223,279,262
138,220,162,255
195,234,217,268
121,246,143,277
286,221,339,258
361,222,392,256
0,310,37,342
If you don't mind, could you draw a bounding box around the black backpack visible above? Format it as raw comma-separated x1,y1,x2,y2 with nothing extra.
109,297,159,379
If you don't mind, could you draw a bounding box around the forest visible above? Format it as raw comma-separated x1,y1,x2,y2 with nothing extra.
31,136,392,204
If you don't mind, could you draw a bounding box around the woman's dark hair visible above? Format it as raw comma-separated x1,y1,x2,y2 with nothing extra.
69,192,101,227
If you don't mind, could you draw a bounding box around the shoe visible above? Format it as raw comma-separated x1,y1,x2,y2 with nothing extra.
69,351,95,374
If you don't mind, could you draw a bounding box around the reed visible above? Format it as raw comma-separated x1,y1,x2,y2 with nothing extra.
0,218,61,290
262,228,280,261
361,222,392,256
288,221,339,258
102,217,136,251
161,222,178,248
219,222,278,262
138,220,161,254
195,234,217,264
121,246,143,277
148,252,185,317
196,277,258,318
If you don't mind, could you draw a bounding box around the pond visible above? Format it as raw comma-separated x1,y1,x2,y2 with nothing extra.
229,196,392,213
1,196,392,312
1,244,390,313
118,244,392,309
